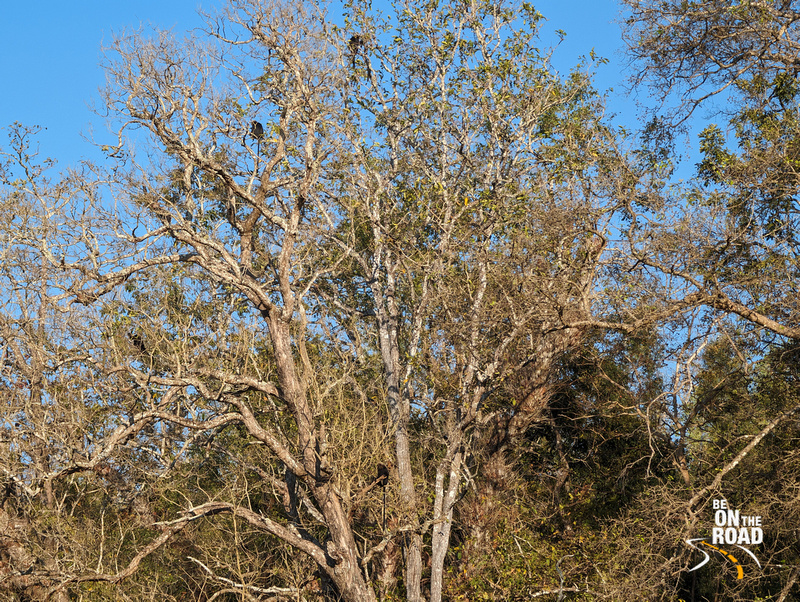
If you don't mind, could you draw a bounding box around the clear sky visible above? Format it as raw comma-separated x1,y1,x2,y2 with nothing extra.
0,0,638,168
0,1,206,166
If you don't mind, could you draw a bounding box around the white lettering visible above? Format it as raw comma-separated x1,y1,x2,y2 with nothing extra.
737,528,751,545
708,503,763,547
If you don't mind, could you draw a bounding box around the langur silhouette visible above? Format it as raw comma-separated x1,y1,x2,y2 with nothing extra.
376,463,389,531
348,35,363,69
245,120,265,157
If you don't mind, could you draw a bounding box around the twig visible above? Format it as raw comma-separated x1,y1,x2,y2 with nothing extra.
187,556,302,599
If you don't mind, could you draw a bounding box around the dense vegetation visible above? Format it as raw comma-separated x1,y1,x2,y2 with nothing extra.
1,0,799,600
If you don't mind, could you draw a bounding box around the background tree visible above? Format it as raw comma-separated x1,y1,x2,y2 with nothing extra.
0,125,120,601
620,0,800,340
613,0,800,599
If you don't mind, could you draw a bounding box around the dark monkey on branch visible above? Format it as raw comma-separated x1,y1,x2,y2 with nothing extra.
376,463,389,487
348,35,364,70
128,332,148,355
244,121,265,154
376,463,389,531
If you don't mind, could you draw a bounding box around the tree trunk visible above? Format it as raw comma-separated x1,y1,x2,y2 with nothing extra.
269,314,377,602
429,448,463,602
374,286,423,602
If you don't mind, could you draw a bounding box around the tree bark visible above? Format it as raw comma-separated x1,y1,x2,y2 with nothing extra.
372,277,423,602
268,313,377,601
429,447,463,602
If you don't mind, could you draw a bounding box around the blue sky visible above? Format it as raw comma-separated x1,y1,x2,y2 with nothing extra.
0,0,638,168
1,1,205,165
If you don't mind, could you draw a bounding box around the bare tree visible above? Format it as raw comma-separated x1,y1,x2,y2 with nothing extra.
0,1,680,600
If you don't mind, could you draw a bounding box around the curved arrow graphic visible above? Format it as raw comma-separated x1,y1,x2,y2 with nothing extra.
686,538,711,572
734,544,761,569
686,538,751,579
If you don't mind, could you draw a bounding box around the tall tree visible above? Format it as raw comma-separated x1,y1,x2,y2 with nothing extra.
0,1,662,600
